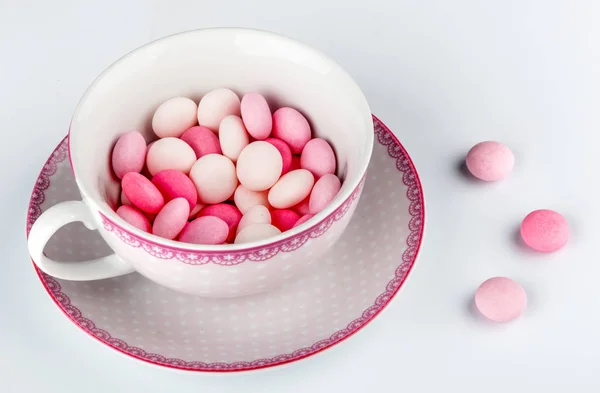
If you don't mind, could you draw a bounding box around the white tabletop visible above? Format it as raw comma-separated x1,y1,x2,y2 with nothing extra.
2,1,599,391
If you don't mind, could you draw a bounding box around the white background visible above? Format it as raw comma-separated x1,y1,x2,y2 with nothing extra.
1,0,599,391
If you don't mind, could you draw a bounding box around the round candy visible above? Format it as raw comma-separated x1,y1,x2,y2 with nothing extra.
189,154,238,204
111,131,146,179
180,126,222,158
236,141,282,191
235,223,281,244
475,277,527,322
198,203,242,243
268,169,314,209
465,141,514,181
236,205,271,235
520,209,569,252
197,88,240,132
116,205,151,232
301,138,336,178
272,107,311,154
293,196,310,216
152,97,198,138
271,209,300,232
240,93,272,140
233,185,270,214
293,214,314,228
152,198,190,240
151,169,198,210
179,216,229,245
189,203,205,219
266,138,292,175
219,115,249,162
309,173,342,214
146,137,196,176
121,172,164,214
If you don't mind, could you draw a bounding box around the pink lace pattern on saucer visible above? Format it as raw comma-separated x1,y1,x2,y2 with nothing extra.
26,116,425,372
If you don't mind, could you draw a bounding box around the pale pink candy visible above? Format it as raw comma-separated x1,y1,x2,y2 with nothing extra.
111,131,146,179
265,138,292,175
198,203,242,243
179,216,229,245
236,141,282,191
301,138,336,178
233,185,270,214
465,141,514,181
309,173,342,214
120,190,132,206
272,107,311,154
152,97,198,138
271,209,300,232
236,205,271,235
146,137,196,175
292,195,310,216
234,223,281,244
475,277,527,322
190,154,238,204
293,214,314,228
520,209,569,252
197,88,240,132
240,93,272,140
180,126,222,158
268,169,314,209
116,205,151,232
290,155,301,171
151,169,197,210
219,115,249,162
121,172,164,214
189,203,205,219
152,198,190,240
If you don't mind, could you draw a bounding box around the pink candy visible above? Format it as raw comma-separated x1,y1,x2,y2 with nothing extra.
266,138,292,175
152,198,189,240
116,205,151,232
122,172,164,214
466,141,514,182
197,203,242,243
301,138,336,178
112,131,146,179
294,214,314,228
179,216,229,245
272,107,311,154
271,209,300,232
521,209,569,252
309,173,341,214
241,93,272,140
151,169,198,210
180,126,222,158
475,277,527,322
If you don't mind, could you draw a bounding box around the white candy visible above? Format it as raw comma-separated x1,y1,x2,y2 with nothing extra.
268,169,315,209
152,97,198,138
236,205,271,235
236,141,282,191
197,88,241,132
233,185,270,214
189,154,238,204
234,224,281,244
219,115,249,162
146,137,196,176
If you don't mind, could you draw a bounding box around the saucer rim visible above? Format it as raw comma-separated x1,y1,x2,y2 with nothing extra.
26,114,425,373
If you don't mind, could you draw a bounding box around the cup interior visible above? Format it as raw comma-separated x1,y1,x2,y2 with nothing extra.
69,28,373,247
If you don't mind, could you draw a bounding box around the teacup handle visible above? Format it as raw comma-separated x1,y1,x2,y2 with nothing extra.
28,200,135,280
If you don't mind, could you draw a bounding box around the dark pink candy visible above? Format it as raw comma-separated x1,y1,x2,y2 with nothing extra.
198,203,243,243
180,126,222,158
290,156,301,172
179,216,229,245
271,209,300,232
121,172,165,214
116,205,151,232
151,169,198,210
265,138,293,175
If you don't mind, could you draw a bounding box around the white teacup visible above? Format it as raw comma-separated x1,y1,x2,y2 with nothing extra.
27,28,374,298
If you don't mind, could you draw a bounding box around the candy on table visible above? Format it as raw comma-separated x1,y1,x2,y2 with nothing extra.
271,209,301,232
151,169,198,210
233,185,270,214
236,141,283,191
309,173,342,214
152,198,190,240
235,223,281,244
293,214,314,228
121,172,165,214
272,107,311,154
465,141,514,181
219,115,250,162
180,126,222,158
111,131,146,179
268,169,314,209
146,137,196,175
197,88,241,132
236,205,271,235
197,203,242,243
240,92,272,140
520,209,569,252
301,138,336,178
265,137,293,175
475,277,527,322
178,216,229,245
189,154,238,204
151,97,198,138
116,205,151,232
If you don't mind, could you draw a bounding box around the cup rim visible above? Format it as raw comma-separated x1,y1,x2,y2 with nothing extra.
68,27,374,251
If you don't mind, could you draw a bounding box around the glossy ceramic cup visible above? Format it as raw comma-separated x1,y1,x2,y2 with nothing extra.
27,28,374,298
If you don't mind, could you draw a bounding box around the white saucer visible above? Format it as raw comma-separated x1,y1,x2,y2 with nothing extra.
26,115,425,372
